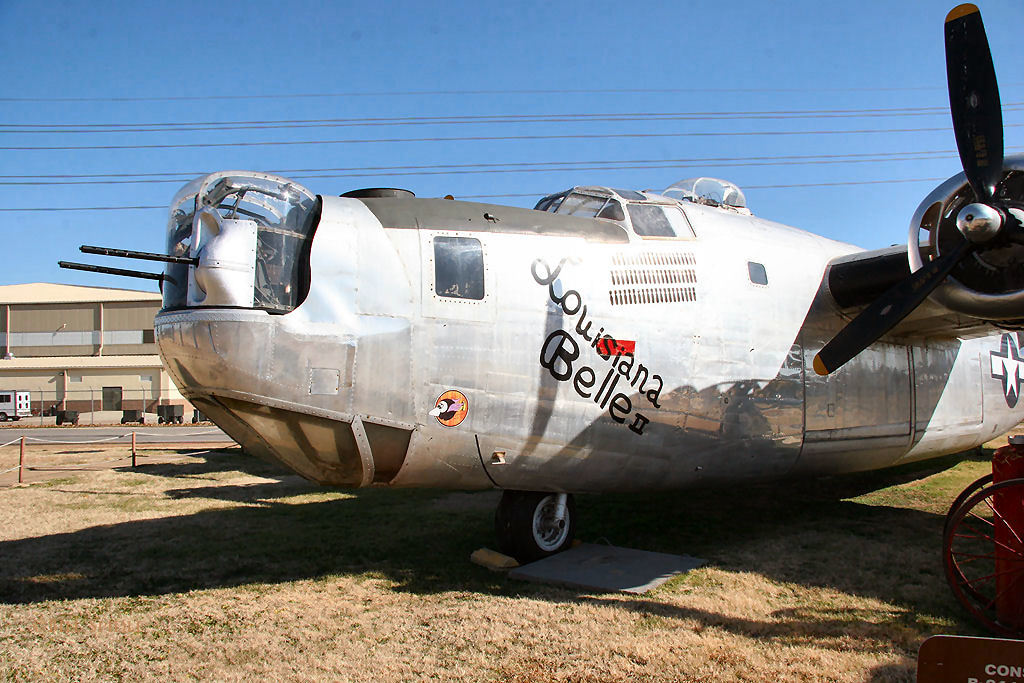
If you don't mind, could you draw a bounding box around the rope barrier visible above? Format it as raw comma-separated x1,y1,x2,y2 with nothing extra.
131,430,227,439
0,446,224,485
6,431,229,445
23,435,128,445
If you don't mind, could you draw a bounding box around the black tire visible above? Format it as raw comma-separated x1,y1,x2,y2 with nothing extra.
0,413,9,422
495,491,576,564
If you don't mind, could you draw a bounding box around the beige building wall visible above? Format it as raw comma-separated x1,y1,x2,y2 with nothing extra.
7,303,102,357
0,361,185,414
102,301,160,356
0,284,193,420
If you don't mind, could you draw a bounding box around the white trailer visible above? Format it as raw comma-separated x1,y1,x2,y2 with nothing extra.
0,390,31,421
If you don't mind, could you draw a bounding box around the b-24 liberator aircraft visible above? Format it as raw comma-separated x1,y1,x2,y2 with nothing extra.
62,4,1024,563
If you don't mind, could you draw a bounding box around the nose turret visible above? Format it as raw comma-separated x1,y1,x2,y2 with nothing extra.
162,171,320,314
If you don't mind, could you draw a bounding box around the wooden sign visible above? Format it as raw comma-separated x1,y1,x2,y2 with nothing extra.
918,635,1024,682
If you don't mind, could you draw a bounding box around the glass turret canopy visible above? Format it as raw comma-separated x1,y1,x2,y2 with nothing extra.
663,177,749,213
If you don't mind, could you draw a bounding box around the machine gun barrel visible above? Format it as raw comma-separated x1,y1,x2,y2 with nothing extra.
58,261,173,284
79,244,197,266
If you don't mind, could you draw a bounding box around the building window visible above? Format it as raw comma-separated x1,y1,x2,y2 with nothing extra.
434,236,484,300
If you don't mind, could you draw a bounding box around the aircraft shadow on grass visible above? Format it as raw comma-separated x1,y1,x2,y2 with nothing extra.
0,447,986,659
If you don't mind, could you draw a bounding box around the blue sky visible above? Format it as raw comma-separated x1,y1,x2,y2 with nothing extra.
1,0,1022,290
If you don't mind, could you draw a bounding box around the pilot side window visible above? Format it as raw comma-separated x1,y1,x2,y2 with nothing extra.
434,236,484,300
627,204,676,238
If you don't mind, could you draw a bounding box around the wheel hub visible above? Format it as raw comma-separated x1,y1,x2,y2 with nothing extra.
532,496,570,552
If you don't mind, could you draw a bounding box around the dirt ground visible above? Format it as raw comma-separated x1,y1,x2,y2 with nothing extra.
0,439,1013,681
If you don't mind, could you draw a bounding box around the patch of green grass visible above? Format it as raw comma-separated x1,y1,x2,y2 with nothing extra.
633,613,669,632
675,569,723,590
33,476,77,488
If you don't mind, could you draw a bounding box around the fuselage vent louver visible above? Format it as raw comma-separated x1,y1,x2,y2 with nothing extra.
609,251,697,306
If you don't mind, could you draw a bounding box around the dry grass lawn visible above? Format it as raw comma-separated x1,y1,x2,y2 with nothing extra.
0,436,1012,681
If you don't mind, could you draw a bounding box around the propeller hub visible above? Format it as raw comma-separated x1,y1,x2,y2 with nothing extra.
956,202,1003,243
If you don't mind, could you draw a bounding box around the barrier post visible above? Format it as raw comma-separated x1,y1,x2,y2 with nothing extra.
131,431,137,468
18,436,24,484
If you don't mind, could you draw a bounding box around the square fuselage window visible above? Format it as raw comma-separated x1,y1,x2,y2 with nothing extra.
434,236,484,300
748,261,768,285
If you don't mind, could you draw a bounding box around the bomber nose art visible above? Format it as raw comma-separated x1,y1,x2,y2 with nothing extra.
152,171,421,489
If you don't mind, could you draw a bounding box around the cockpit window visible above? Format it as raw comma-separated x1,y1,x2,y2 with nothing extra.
611,188,647,201
534,193,565,213
596,201,624,222
533,186,695,239
556,193,607,218
541,192,625,223
627,204,676,237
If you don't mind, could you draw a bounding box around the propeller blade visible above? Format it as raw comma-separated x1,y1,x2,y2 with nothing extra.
945,3,1003,202
813,240,973,375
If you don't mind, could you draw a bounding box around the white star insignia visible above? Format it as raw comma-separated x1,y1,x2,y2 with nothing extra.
990,333,1024,408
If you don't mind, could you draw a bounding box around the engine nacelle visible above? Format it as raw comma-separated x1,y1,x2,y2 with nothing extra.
909,154,1024,321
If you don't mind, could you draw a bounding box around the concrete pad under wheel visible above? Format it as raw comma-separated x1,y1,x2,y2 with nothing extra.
509,543,704,594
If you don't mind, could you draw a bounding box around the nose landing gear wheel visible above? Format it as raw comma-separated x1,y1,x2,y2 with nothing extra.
943,478,1024,638
495,491,576,564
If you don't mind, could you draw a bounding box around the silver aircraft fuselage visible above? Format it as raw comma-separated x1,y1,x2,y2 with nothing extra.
154,172,1024,493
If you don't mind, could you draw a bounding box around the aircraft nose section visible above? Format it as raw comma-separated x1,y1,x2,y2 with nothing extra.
155,310,411,488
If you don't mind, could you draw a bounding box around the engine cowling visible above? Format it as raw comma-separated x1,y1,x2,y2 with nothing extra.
908,155,1024,322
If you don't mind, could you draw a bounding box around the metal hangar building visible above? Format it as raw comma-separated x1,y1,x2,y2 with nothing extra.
0,283,189,420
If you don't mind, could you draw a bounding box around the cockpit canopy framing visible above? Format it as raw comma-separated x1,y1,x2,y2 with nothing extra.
534,186,696,239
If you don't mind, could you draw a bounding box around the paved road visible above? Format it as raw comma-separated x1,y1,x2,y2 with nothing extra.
0,425,233,445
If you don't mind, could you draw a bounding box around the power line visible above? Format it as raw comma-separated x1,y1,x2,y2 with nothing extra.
0,176,960,211
0,153,961,186
5,105,1023,133
0,149,964,179
462,177,952,198
0,88,962,103
0,205,166,212
5,84,1024,104
8,125,1022,152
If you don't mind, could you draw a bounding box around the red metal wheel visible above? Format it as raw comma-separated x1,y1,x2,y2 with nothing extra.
944,474,996,606
943,477,1024,638
944,473,994,537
